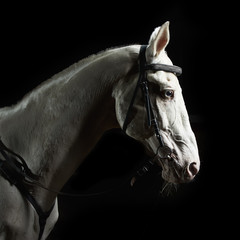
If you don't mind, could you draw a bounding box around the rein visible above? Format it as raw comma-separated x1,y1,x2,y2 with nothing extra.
0,139,54,240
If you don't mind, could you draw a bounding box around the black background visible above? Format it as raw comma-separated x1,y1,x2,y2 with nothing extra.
0,1,236,239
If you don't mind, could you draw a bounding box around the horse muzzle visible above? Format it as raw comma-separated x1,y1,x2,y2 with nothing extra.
156,147,200,183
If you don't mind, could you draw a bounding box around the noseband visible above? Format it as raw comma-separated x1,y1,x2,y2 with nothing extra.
123,45,182,159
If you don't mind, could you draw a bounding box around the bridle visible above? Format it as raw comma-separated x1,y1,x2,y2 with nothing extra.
123,45,182,161
0,45,182,240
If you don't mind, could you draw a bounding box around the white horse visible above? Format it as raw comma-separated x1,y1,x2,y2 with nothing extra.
0,21,200,239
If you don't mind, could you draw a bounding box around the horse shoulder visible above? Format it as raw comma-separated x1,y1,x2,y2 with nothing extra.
0,178,38,239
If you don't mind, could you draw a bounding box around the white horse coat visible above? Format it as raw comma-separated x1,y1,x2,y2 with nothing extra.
0,22,199,239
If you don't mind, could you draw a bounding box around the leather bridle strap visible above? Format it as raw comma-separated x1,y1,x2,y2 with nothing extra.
122,46,147,133
122,45,182,148
145,63,182,76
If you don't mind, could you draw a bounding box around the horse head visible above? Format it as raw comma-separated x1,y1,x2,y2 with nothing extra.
114,22,200,184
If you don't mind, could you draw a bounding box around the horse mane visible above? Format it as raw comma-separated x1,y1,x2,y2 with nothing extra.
48,45,132,83
0,45,134,114
0,43,142,120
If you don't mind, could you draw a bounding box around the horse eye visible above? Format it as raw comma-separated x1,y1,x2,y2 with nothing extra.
163,90,174,99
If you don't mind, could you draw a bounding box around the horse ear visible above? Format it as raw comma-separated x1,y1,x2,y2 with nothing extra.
147,21,170,59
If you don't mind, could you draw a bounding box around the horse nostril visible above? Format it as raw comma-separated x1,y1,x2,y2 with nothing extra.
188,162,199,177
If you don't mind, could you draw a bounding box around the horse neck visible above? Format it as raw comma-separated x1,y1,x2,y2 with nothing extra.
0,45,139,209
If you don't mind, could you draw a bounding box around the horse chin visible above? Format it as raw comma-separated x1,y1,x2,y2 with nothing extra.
161,168,185,184
157,157,193,184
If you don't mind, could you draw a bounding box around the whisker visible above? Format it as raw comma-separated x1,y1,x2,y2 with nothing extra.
160,181,178,197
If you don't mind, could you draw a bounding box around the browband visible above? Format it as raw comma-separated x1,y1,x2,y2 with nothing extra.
145,63,182,76
141,45,182,76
